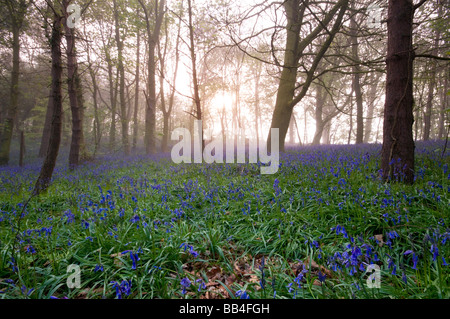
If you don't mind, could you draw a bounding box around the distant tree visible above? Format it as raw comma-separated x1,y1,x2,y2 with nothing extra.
132,17,141,152
0,0,30,165
158,3,182,152
186,0,204,150
113,0,129,155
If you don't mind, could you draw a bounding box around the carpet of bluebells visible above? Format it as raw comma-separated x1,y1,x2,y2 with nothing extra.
0,141,448,299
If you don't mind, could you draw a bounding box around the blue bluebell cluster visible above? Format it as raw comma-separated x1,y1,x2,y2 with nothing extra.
235,289,250,299
110,280,132,299
180,277,191,295
179,243,199,258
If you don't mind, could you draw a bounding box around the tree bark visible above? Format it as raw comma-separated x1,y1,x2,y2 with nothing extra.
187,0,204,150
64,0,84,169
86,40,101,155
381,0,415,184
438,71,448,139
139,0,165,154
39,89,53,157
312,84,326,145
34,11,63,195
363,73,380,143
104,46,118,150
423,16,441,141
254,61,262,143
350,15,364,144
133,26,140,151
19,130,25,167
113,0,129,155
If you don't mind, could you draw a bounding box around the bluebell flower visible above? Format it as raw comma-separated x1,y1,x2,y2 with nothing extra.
130,215,140,223
9,257,17,272
412,253,418,270
430,244,439,261
21,285,34,297
235,290,250,299
110,280,132,299
287,282,294,293
121,250,140,270
180,277,191,295
402,272,407,284
318,271,326,283
63,210,75,223
259,256,266,289
81,220,89,229
196,279,206,292
180,243,199,258
26,245,36,254
391,264,397,275
130,252,140,270
94,264,104,272
120,280,132,296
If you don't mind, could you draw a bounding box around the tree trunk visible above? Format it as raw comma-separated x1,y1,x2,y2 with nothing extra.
105,48,118,150
423,67,435,141
364,73,379,143
113,0,129,155
64,0,84,169
145,43,157,154
139,0,165,154
87,57,101,155
438,71,448,139
348,100,353,144
423,26,441,141
0,15,21,165
133,27,140,151
381,0,415,184
254,62,262,143
312,84,326,145
350,15,364,144
187,0,204,150
323,122,331,144
34,12,63,195
39,89,53,157
19,130,25,167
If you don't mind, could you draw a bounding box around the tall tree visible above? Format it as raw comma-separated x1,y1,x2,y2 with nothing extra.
350,13,364,144
139,0,165,154
113,0,129,155
363,73,381,143
381,0,416,183
64,0,86,169
158,8,181,152
422,2,443,141
267,0,348,152
132,18,140,151
0,0,29,165
34,3,63,195
187,0,204,150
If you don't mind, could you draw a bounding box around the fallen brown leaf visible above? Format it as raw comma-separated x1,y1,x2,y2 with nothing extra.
374,234,384,247
303,256,333,278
